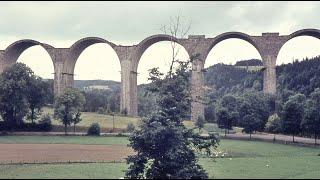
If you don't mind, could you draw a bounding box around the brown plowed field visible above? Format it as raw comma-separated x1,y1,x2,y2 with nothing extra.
0,144,134,164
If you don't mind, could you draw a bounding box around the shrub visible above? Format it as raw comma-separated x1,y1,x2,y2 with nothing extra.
265,113,281,134
121,108,128,116
97,107,105,114
126,123,135,133
38,113,52,131
0,114,52,132
195,115,205,131
87,123,101,136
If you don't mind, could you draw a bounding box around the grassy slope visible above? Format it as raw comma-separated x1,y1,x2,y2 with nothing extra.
42,107,139,131
0,138,319,179
42,107,233,133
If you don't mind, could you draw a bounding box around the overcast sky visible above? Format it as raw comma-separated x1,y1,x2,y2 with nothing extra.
0,1,320,84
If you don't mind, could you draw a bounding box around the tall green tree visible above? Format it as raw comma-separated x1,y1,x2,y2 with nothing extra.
195,115,205,133
241,114,261,140
54,88,85,135
0,63,33,127
281,93,306,142
265,113,282,141
301,88,320,145
26,77,49,123
238,92,272,131
215,94,239,135
72,112,82,133
126,15,220,178
126,58,219,179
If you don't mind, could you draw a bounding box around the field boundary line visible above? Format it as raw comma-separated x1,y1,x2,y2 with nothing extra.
0,160,126,166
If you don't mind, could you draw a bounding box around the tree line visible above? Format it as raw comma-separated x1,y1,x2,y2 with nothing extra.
0,63,53,131
0,63,86,134
203,56,320,143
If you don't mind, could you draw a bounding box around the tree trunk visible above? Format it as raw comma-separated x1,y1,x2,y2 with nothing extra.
74,123,76,133
31,109,35,124
314,132,317,146
225,129,227,137
65,123,67,135
273,134,276,142
293,134,295,143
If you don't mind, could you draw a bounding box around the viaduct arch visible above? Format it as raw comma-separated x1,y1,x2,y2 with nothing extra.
1,39,55,72
0,29,319,121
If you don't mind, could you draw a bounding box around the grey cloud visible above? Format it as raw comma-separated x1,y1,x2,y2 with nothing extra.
0,1,319,46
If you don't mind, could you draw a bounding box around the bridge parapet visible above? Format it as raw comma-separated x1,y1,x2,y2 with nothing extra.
188,35,206,39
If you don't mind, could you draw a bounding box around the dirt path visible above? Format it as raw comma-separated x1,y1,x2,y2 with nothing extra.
0,144,134,164
222,133,320,147
4,131,320,146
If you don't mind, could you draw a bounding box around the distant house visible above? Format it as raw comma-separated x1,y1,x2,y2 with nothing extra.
83,85,111,91
234,59,264,72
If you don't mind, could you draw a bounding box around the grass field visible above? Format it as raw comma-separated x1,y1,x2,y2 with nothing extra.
42,107,140,132
0,136,319,179
41,107,234,134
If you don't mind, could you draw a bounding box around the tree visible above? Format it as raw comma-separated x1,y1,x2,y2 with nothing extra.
127,122,135,133
265,113,282,141
195,115,205,133
281,93,306,142
72,112,82,133
125,15,218,179
301,88,320,145
238,92,272,132
241,114,260,140
54,88,85,135
216,107,235,136
25,76,49,124
215,94,239,136
0,63,33,127
126,56,219,179
204,105,215,123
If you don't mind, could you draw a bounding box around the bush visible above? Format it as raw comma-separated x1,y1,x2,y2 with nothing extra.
121,108,128,116
87,123,101,136
38,113,52,131
195,115,205,131
0,114,52,132
265,113,281,134
126,123,135,133
97,107,105,114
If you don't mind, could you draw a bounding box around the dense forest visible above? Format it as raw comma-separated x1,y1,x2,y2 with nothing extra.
74,56,320,118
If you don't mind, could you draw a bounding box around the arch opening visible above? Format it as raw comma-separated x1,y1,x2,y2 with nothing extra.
137,40,189,117
137,41,189,85
203,38,263,122
72,42,122,114
6,40,55,105
4,40,54,65
16,45,55,80
277,36,320,66
276,35,320,97
73,43,121,81
205,38,262,68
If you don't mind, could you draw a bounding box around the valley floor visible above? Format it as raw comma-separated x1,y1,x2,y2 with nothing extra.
0,136,319,179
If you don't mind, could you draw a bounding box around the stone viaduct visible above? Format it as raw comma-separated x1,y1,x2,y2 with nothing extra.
0,29,319,121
